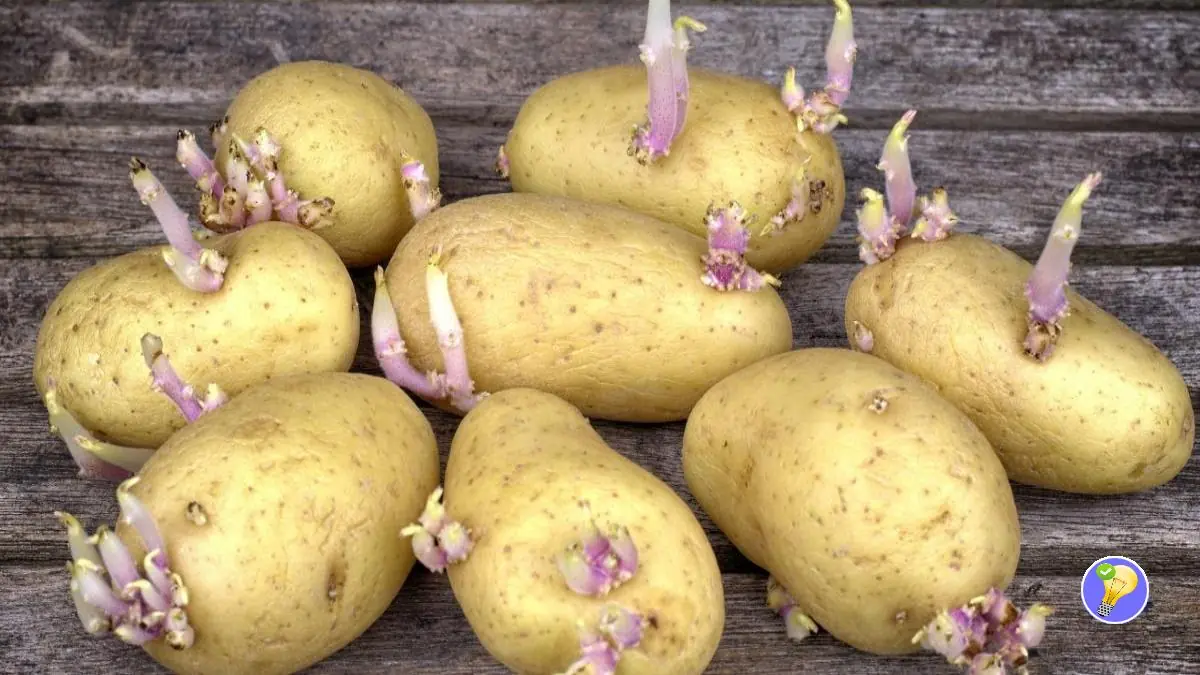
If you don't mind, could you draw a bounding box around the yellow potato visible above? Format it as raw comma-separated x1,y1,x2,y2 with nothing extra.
34,222,358,448
443,388,724,674
844,234,1195,494
683,348,1021,654
98,373,440,675
505,65,844,274
383,192,793,422
219,60,440,267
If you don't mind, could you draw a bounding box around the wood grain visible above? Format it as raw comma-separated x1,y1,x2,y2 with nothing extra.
2,3,1198,128
3,260,1197,574
2,0,1199,672
2,565,1197,675
2,125,1198,265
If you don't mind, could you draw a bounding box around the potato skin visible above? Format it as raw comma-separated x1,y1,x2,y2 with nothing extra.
506,65,844,274
33,222,359,448
115,373,440,675
220,60,439,267
682,349,1020,655
444,388,724,675
845,235,1195,494
385,192,793,422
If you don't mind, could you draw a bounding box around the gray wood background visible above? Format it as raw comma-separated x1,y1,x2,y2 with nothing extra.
1,1,1197,673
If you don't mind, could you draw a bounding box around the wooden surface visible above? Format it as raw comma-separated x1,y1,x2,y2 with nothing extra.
1,1,1198,674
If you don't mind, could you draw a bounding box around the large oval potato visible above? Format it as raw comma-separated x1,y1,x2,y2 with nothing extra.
34,221,359,448
219,60,439,267
845,235,1195,493
113,373,440,675
504,65,845,274
384,192,793,422
444,388,724,674
683,348,1021,654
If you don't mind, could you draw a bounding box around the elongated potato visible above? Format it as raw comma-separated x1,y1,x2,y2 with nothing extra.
34,221,358,449
845,234,1195,493
442,388,724,674
505,65,844,274
56,373,440,675
381,192,793,422
214,60,440,267
683,348,1021,655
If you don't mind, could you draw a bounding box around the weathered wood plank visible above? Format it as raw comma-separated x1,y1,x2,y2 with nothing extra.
3,260,1197,574
5,0,1196,11
8,0,1194,11
1,4,1198,128
2,125,1198,265
2,564,1197,674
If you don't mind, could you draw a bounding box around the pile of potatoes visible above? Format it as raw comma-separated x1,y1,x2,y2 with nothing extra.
36,1,1193,674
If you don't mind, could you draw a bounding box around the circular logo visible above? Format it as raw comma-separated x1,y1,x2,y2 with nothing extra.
1081,556,1149,624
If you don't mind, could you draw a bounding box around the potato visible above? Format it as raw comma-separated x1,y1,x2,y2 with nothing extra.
844,233,1195,494
501,0,859,274
379,192,793,422
34,220,359,449
440,388,724,674
504,66,843,275
56,373,440,675
682,348,1021,655
211,60,440,267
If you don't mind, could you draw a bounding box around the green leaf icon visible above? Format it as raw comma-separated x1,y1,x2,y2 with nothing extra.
1096,563,1116,581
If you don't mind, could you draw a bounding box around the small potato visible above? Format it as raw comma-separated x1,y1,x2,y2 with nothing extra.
845,233,1195,494
214,60,440,267
440,388,724,674
56,373,440,675
378,192,793,422
34,221,358,449
683,348,1021,655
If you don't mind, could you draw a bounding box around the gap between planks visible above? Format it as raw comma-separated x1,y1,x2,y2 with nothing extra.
1,125,1198,265
1,4,1198,126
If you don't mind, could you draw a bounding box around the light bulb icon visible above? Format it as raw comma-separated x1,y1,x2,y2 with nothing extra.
1096,563,1139,617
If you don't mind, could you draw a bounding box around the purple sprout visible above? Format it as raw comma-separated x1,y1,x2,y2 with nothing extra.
561,605,648,675
175,123,336,233
597,605,647,651
855,188,900,265
561,625,621,675
783,0,856,134
1023,173,1102,362
57,477,195,650
766,576,820,642
913,587,1054,675
879,110,917,232
130,158,228,293
851,320,874,353
400,487,475,573
495,144,511,179
702,202,782,292
628,0,707,165
399,152,443,222
556,520,639,597
912,188,960,242
858,110,960,264
140,334,227,424
371,253,487,414
42,380,155,480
